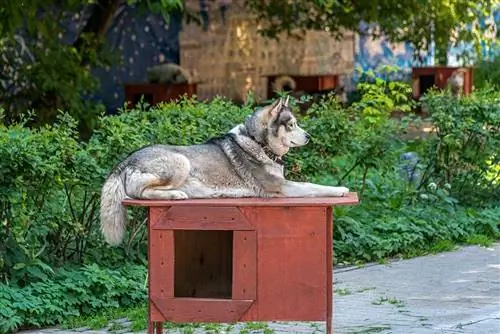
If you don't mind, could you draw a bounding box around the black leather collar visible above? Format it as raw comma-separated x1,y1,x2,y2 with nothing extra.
221,130,285,166
245,133,285,166
261,146,285,165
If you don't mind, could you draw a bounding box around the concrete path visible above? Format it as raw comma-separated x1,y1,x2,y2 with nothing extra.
19,244,500,334
333,243,500,333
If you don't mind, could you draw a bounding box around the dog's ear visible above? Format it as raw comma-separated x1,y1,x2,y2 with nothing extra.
268,98,284,118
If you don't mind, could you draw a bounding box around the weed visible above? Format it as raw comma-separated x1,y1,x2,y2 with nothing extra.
335,288,353,296
372,296,405,308
466,235,494,247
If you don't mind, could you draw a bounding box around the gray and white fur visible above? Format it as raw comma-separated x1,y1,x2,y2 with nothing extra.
100,97,349,245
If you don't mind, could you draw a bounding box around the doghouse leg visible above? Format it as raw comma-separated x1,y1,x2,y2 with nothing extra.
148,321,153,334
326,207,333,334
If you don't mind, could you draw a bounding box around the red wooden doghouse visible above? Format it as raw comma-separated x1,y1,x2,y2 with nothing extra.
411,66,473,99
264,74,340,99
123,194,359,333
124,83,197,108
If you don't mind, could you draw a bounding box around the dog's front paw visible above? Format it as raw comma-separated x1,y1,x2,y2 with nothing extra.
338,187,349,196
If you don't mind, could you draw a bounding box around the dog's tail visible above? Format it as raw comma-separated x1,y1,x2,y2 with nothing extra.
100,171,127,246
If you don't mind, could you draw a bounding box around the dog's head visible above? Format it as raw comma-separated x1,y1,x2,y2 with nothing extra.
245,97,310,156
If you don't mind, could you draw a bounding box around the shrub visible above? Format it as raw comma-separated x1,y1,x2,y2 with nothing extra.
419,88,500,206
474,57,500,90
0,264,146,333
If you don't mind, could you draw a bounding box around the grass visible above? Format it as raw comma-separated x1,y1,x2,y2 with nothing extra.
61,304,211,332
466,234,494,247
428,240,456,253
61,305,277,333
400,239,460,259
243,322,268,330
335,288,353,296
371,296,405,308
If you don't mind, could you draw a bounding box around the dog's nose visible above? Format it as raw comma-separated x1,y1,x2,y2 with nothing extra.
305,133,311,141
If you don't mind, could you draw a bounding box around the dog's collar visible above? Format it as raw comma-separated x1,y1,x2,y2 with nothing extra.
262,146,285,165
245,133,284,165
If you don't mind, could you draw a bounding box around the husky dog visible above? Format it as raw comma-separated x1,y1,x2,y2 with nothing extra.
100,97,349,245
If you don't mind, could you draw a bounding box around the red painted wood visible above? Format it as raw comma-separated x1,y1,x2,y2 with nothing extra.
239,206,328,321
326,207,333,334
150,206,253,230
151,298,253,322
149,208,175,300
148,209,152,332
149,303,165,322
264,74,339,99
233,231,257,301
124,83,197,108
123,193,359,207
412,66,473,99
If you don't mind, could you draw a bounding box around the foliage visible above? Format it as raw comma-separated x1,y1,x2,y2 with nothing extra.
288,66,413,196
419,88,500,205
333,172,500,264
244,0,499,64
0,0,181,133
0,114,110,285
0,263,147,333
0,1,182,38
0,35,108,135
474,56,500,90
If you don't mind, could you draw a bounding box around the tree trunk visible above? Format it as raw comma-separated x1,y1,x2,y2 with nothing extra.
73,0,121,57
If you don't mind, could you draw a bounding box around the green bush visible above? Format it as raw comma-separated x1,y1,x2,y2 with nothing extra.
0,264,146,333
287,69,413,191
333,174,500,263
474,57,500,90
420,88,500,205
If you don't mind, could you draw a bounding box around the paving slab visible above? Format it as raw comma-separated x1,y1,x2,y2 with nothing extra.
333,243,500,333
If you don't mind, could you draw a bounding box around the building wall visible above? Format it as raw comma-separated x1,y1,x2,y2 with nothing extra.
180,1,355,102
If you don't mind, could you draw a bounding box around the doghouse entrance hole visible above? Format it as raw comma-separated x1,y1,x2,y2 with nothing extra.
419,74,436,96
174,230,233,299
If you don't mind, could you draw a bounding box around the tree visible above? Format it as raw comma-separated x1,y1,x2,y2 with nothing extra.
244,0,498,65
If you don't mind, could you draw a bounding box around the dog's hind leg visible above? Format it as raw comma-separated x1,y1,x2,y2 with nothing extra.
124,153,191,200
141,188,188,200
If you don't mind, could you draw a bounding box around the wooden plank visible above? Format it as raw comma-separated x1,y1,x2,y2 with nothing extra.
151,206,253,230
123,193,359,207
149,302,165,322
242,206,328,321
151,298,253,323
326,206,333,334
149,208,175,300
233,231,257,300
